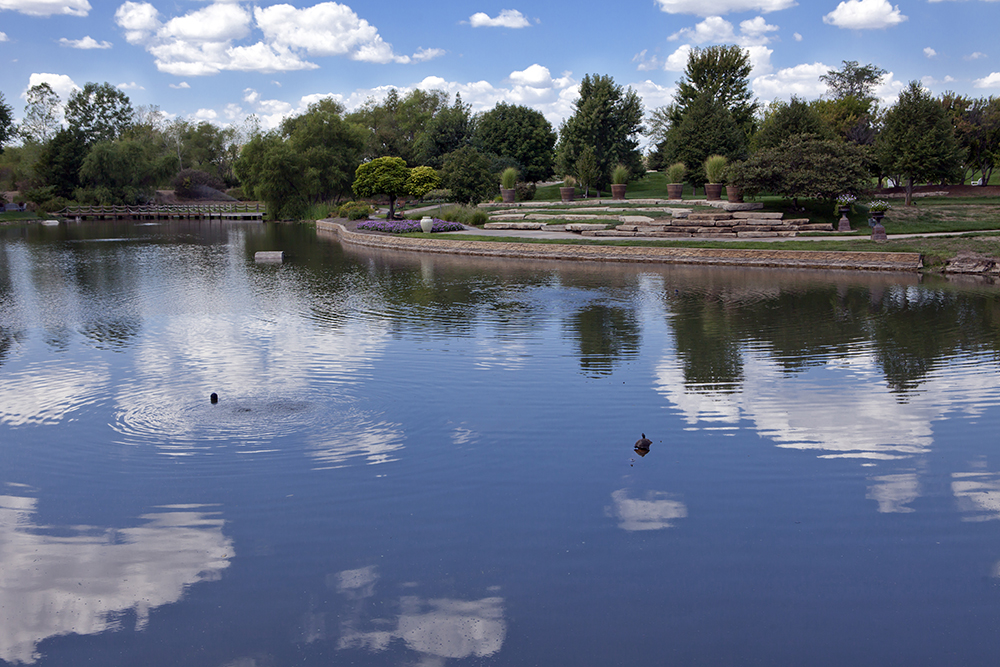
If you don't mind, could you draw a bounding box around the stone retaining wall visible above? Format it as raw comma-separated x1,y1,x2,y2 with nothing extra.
317,220,923,272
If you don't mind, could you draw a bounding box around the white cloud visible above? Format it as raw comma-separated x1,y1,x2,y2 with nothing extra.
740,16,779,44
58,35,112,49
753,61,831,99
965,52,987,61
923,47,937,58
654,0,795,16
192,108,218,121
0,32,7,42
793,31,802,41
975,72,1000,88
664,44,693,71
117,81,144,90
0,0,90,17
509,63,554,87
468,9,531,28
115,0,431,75
169,81,190,89
823,0,907,29
26,72,80,102
745,45,774,77
670,16,736,43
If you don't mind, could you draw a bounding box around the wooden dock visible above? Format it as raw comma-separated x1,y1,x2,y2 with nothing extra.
57,203,265,221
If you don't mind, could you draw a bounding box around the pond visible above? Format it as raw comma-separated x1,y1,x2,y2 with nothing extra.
3,220,1000,666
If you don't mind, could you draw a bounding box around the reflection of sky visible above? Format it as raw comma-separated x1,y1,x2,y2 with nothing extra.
606,489,688,531
952,473,1000,522
866,473,921,513
0,362,108,426
0,495,232,665
335,566,506,665
655,352,1000,460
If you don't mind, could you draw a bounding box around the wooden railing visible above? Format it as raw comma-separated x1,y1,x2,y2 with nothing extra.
58,202,265,218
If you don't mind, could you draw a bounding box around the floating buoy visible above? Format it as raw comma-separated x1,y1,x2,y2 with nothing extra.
254,251,284,263
210,392,219,404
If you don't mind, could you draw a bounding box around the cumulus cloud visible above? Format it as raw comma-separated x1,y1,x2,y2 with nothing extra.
793,31,802,41
753,61,831,99
965,52,987,61
923,47,937,58
654,0,795,15
169,81,190,89
669,16,736,43
659,17,773,75
0,31,7,41
114,0,439,75
26,72,80,101
664,44,693,71
975,72,1000,88
58,35,112,49
117,81,144,90
0,0,90,17
823,0,907,29
468,9,531,28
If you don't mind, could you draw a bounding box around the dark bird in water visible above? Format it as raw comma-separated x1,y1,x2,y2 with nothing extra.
634,433,651,451
210,392,219,404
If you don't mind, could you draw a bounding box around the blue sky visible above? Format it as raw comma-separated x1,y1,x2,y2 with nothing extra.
1,0,999,139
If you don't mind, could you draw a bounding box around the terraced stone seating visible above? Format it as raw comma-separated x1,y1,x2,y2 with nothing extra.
579,211,833,239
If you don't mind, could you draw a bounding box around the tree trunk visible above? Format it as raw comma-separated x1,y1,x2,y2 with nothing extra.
905,177,913,206
388,195,397,220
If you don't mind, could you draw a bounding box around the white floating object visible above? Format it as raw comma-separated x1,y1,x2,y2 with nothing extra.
254,251,284,263
41,220,60,226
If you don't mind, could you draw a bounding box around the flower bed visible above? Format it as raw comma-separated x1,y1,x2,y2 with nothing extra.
356,218,465,234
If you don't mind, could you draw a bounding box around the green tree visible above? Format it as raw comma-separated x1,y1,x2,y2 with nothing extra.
728,135,871,206
941,93,1000,186
406,165,441,199
754,97,833,150
669,45,758,137
474,102,557,182
36,128,89,198
575,146,600,197
876,81,965,205
347,88,448,164
556,74,644,193
77,137,174,204
65,82,134,144
416,94,473,169
820,60,887,102
19,83,61,145
283,98,365,203
441,146,496,205
663,93,746,188
0,92,13,154
352,156,411,219
234,133,309,220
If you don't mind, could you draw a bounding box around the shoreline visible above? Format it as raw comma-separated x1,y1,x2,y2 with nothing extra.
317,219,923,272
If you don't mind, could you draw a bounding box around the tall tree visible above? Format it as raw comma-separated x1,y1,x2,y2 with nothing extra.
234,133,309,220
441,146,496,205
941,93,1000,186
876,81,965,205
663,93,746,188
555,74,644,193
19,83,61,145
0,92,13,154
347,88,448,165
416,93,473,169
282,98,365,203
65,82,134,144
474,102,556,182
820,60,887,101
35,127,89,198
670,45,758,136
352,156,412,220
77,137,173,204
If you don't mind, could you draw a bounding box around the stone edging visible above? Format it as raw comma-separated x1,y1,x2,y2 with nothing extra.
316,220,923,272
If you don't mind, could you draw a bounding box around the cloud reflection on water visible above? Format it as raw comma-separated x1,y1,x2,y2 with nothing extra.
607,489,688,531
334,566,506,665
0,495,232,665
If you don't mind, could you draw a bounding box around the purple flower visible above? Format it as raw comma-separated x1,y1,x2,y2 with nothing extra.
357,218,465,234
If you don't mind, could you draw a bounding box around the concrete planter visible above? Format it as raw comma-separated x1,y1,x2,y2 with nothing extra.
667,184,683,200
705,183,723,201
611,184,627,200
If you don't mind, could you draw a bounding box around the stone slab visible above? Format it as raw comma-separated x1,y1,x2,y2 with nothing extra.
483,222,546,230
733,212,784,219
566,223,609,232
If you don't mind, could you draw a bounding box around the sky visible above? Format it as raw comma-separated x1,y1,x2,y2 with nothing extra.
1,0,999,141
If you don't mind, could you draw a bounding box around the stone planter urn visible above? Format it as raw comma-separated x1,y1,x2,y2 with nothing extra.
420,216,434,233
667,184,683,200
726,186,743,203
500,188,516,204
611,184,627,200
560,187,576,203
705,183,723,201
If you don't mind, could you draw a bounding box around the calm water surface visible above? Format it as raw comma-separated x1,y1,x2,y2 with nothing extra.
3,220,1000,666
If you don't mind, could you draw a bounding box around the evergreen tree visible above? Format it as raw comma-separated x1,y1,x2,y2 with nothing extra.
555,74,644,192
670,46,758,137
441,146,496,205
755,97,833,150
664,93,746,188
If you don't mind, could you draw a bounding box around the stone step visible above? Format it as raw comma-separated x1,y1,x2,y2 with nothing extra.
483,222,547,230
566,223,610,232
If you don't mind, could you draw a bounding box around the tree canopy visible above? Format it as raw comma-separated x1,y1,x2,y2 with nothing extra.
754,97,833,150
19,83,61,145
876,81,965,205
0,92,14,154
352,156,413,219
475,102,556,183
663,93,746,188
820,60,887,102
65,82,134,144
671,45,758,136
441,146,496,205
555,74,644,193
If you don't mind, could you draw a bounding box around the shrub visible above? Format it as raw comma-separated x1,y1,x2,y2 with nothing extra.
515,181,536,201
500,167,518,190
666,162,686,184
563,175,577,188
337,200,373,220
704,155,728,183
433,204,488,226
423,188,451,201
172,169,225,198
226,186,247,201
356,218,465,233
